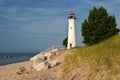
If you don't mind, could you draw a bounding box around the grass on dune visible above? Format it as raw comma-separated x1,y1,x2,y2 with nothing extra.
63,34,120,76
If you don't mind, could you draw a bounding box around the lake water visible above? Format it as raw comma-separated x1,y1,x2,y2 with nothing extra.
0,53,38,66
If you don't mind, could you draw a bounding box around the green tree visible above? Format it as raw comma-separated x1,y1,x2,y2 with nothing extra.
82,6,119,45
62,37,68,48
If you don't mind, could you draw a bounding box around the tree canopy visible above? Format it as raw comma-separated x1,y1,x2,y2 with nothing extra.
62,37,68,48
82,6,119,45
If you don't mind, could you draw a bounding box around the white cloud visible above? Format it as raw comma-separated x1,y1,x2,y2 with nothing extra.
0,0,120,33
20,16,66,34
0,5,67,34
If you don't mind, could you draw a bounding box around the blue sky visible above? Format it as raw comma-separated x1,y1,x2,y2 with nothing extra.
0,0,120,53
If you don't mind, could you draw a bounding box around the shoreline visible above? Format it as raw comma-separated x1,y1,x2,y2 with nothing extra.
0,53,37,66
0,48,68,80
0,60,31,67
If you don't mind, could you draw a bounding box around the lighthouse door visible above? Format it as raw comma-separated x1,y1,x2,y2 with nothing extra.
70,43,72,48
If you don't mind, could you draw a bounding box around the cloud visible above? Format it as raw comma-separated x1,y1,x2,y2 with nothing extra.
0,1,120,35
0,3,67,36
20,16,66,35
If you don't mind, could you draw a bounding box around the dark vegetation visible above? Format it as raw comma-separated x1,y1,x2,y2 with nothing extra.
62,37,68,48
82,6,119,45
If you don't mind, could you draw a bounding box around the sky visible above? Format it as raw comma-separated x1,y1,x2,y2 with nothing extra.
0,0,120,53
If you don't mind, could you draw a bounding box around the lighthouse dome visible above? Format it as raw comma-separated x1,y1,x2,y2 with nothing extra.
68,11,76,19
69,11,75,15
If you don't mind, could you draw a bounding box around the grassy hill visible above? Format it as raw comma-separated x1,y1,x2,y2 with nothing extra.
62,35,120,80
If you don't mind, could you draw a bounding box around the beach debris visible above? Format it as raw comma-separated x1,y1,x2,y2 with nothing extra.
30,48,62,71
33,59,60,71
33,61,48,71
16,67,29,75
47,60,60,68
30,48,60,61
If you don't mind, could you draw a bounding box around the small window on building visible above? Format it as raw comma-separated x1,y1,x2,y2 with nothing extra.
70,27,72,29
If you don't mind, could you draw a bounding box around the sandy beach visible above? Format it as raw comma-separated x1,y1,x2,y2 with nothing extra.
0,49,70,80
0,61,61,80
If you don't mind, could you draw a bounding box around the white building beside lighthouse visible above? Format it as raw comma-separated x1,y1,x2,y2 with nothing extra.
67,11,76,49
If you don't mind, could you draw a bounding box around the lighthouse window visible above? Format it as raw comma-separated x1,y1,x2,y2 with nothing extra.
70,27,72,29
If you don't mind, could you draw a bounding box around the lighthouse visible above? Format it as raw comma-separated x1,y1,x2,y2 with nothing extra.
67,11,76,49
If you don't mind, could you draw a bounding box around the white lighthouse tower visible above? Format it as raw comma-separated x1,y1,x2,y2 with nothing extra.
67,11,76,49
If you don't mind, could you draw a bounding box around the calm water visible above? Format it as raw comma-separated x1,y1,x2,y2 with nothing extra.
0,53,38,66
